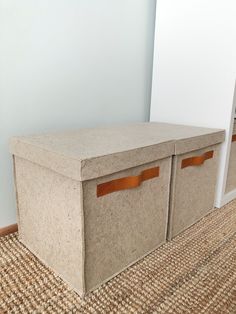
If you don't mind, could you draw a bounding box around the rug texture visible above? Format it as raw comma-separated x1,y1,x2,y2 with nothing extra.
1,200,236,313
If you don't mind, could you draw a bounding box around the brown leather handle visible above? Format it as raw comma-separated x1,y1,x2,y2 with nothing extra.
97,167,160,197
181,150,214,169
232,135,236,142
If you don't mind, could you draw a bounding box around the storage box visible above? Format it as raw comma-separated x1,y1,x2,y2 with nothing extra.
155,123,225,240
226,120,236,193
10,124,174,296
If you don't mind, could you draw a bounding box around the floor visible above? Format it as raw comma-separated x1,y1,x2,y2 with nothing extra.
1,200,236,313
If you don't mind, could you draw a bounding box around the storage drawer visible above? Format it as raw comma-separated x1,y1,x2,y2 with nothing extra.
10,122,225,295
168,144,220,240
10,123,174,296
14,156,171,296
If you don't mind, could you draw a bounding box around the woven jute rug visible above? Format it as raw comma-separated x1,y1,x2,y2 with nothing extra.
1,201,236,314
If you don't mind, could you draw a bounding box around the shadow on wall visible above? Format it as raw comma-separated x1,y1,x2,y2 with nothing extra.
0,0,157,227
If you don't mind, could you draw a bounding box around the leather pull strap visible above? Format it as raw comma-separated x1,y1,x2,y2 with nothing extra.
181,150,214,169
97,166,160,197
232,135,236,142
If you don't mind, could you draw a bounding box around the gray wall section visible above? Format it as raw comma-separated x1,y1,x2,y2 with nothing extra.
0,0,156,227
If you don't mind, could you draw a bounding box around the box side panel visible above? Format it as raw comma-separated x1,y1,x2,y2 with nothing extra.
233,121,236,135
225,141,236,193
14,157,84,295
167,156,178,241
169,144,220,239
83,157,172,292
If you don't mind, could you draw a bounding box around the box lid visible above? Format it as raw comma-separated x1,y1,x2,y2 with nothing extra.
149,122,225,155
10,123,175,181
10,122,225,181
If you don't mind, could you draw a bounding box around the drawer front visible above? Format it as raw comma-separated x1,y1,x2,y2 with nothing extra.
168,144,220,239
83,157,172,292
226,138,236,193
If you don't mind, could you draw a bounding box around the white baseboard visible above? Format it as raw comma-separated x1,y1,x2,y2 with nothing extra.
0,223,18,237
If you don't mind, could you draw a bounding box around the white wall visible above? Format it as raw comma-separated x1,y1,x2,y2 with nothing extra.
150,0,236,207
151,0,236,128
0,0,156,227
